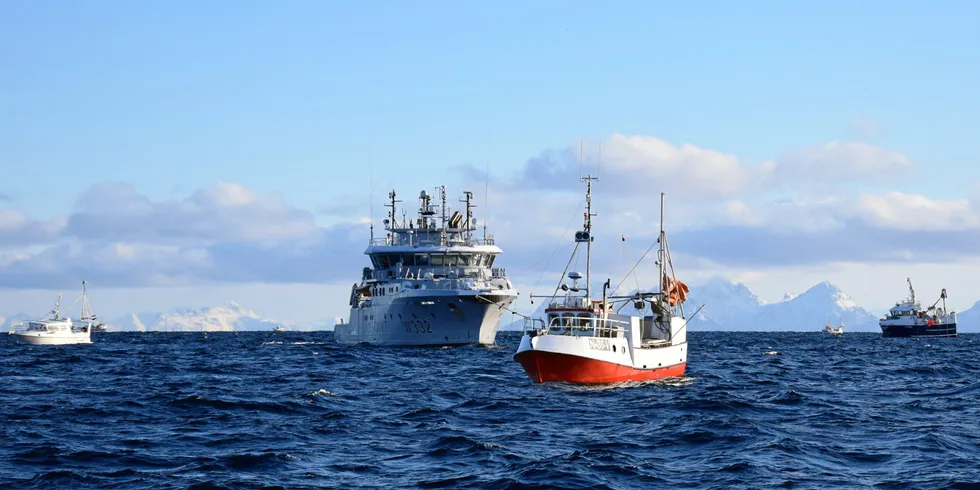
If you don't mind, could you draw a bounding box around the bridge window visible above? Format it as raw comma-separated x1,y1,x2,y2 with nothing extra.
415,254,430,266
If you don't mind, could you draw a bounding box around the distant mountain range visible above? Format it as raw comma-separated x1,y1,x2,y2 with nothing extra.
503,277,980,333
3,279,978,333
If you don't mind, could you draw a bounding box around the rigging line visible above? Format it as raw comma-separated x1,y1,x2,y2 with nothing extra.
521,243,574,271
549,242,581,304
529,198,586,293
613,238,659,295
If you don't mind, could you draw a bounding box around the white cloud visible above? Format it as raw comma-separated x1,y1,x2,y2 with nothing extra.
66,181,319,245
855,192,980,230
0,209,64,247
501,134,763,200
772,141,911,185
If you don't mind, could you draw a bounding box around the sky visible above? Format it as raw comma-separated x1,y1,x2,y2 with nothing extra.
1,1,979,324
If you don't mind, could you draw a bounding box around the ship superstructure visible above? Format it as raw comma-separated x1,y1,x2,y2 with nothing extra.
334,186,517,346
879,278,957,338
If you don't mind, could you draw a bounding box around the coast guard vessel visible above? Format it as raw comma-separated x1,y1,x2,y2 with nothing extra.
879,278,957,338
334,186,517,346
513,173,694,384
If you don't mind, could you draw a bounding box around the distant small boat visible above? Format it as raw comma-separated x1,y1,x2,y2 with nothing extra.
10,281,103,345
273,325,286,332
823,320,844,335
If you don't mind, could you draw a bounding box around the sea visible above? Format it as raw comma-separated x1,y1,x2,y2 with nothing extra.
1,331,978,489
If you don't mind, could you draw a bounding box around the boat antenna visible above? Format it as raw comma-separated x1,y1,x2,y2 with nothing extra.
483,163,489,241
369,172,375,241
597,141,602,180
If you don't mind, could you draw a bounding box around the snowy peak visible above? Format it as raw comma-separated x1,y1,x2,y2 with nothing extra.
698,276,764,304
793,281,861,310
685,278,878,331
110,303,291,332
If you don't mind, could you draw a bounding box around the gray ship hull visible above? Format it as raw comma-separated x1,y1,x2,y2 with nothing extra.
334,292,516,346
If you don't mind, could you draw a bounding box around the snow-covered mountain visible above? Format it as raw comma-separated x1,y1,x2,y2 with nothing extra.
108,302,299,332
957,301,980,332
749,281,879,331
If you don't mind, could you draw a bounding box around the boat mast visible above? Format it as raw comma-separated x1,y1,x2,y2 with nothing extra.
659,192,665,309
580,141,598,303
80,280,92,321
461,191,474,242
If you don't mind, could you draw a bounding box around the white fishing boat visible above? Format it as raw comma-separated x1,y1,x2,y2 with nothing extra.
9,281,103,345
513,170,696,384
823,320,844,335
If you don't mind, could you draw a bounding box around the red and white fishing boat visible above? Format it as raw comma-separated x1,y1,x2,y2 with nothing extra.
513,174,696,384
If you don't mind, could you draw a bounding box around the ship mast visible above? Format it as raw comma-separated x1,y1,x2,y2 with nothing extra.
659,192,665,309
580,141,599,303
461,191,474,242
80,280,93,321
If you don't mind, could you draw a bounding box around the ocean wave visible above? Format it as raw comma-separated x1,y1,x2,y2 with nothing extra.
1,331,977,489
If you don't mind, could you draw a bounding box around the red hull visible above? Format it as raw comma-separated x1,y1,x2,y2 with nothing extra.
515,350,686,384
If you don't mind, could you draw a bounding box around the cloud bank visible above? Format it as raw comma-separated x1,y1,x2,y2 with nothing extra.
1,134,978,290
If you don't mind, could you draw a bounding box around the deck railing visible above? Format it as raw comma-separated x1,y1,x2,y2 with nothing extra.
523,315,631,338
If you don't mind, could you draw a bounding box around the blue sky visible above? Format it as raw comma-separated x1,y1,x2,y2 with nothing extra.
1,2,979,323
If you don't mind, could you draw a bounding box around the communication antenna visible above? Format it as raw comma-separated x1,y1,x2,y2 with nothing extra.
369,172,375,241
483,163,489,240
598,141,602,180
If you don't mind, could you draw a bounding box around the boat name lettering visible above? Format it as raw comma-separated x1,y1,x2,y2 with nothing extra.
403,319,432,334
588,338,611,350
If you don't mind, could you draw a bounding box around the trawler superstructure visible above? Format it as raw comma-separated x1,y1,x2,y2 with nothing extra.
879,278,957,338
334,186,517,346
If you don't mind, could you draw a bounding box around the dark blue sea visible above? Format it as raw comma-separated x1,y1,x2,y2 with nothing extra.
1,332,978,489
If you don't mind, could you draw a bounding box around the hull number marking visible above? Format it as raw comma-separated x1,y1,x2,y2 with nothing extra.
403,319,432,334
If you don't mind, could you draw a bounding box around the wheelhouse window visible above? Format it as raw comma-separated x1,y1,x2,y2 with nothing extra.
415,254,430,266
